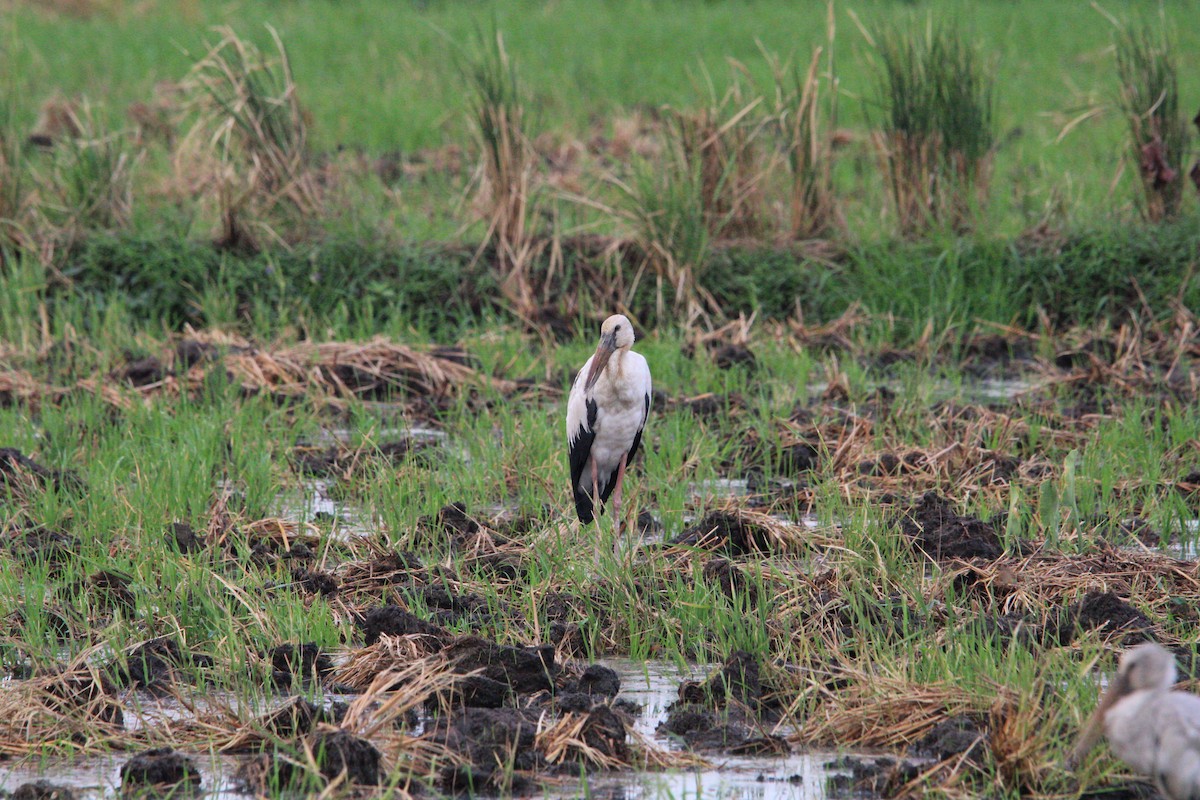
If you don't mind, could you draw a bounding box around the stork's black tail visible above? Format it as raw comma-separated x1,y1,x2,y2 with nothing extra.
574,487,597,523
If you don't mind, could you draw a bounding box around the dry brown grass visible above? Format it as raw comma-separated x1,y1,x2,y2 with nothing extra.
179,26,322,250
464,30,544,318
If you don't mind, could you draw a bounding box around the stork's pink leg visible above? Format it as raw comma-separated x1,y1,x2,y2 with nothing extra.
589,455,600,520
611,452,628,539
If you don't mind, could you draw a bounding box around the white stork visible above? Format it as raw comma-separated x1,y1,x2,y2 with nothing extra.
566,314,651,532
1068,642,1200,800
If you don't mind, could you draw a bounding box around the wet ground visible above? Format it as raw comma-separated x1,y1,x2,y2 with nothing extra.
0,320,1197,798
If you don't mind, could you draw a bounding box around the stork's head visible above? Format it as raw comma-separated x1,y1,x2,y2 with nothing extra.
1066,643,1179,769
584,314,636,391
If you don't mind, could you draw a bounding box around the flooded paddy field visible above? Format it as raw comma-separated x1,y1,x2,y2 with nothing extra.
0,317,1197,799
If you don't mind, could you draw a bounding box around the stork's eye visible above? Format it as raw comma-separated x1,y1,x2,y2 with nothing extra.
614,324,621,332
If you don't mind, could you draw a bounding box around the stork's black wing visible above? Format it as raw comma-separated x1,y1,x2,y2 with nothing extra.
569,398,598,523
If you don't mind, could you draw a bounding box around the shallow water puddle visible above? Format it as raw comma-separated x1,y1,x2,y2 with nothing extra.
274,477,372,536
547,659,847,800
0,754,244,797
1,661,851,799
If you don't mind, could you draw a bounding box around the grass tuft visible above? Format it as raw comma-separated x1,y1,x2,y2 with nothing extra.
181,25,322,250
1114,19,1190,222
463,28,541,315
872,19,995,235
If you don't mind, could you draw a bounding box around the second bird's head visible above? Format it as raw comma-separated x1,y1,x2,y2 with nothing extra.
585,314,636,391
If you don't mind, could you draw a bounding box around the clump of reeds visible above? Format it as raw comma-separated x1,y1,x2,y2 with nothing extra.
39,100,135,235
770,3,841,239
1114,21,1189,222
0,100,34,254
872,20,995,234
181,25,321,250
463,29,540,314
609,66,773,321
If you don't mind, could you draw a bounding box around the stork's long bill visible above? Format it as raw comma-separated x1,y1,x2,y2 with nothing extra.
584,333,617,391
1068,670,1132,768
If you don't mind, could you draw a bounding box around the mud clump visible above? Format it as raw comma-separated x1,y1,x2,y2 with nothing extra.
359,605,448,646
41,667,124,729
312,730,380,785
1048,590,1155,646
85,570,136,613
896,492,1003,560
915,714,987,764
166,522,203,554
444,636,556,696
671,511,775,556
11,782,77,800
117,354,167,387
268,643,333,687
6,523,79,568
290,568,339,597
115,637,208,694
432,708,541,792
0,449,84,493
120,748,201,795
574,664,620,697
660,651,786,754
555,663,621,711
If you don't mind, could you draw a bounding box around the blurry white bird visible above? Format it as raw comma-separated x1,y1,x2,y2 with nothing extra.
566,314,651,532
1068,642,1200,800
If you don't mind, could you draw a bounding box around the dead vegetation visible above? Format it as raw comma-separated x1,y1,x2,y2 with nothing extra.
0,312,1196,797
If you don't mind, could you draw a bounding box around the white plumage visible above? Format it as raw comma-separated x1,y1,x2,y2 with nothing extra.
1069,642,1200,800
566,314,651,529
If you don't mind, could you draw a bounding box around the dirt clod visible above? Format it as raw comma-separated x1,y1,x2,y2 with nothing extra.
896,492,1003,560
444,636,557,695
268,643,333,687
11,782,76,800
120,748,201,793
431,707,542,792
672,510,774,556
116,637,195,694
167,522,203,553
1049,590,1154,646
576,664,620,697
312,730,380,785
0,449,83,493
359,605,448,646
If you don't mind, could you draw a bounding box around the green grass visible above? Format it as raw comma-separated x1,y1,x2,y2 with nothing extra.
2,0,1198,243
1,2,1199,794
0,316,1197,795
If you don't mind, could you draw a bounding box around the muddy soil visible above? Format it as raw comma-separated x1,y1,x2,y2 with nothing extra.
119,748,201,794
0,449,83,494
895,492,1006,560
9,781,77,800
